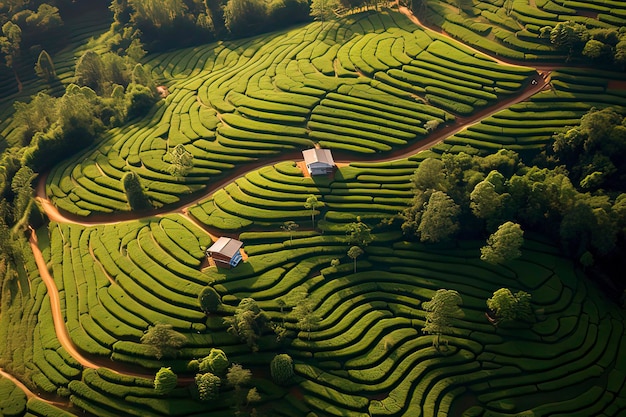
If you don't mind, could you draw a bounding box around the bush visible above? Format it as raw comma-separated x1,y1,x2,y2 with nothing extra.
198,286,222,314
122,172,152,211
270,353,295,386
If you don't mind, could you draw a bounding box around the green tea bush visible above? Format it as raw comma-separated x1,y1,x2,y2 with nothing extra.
271,353,295,386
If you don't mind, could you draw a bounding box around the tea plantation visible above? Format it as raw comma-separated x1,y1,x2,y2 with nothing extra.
0,2,625,417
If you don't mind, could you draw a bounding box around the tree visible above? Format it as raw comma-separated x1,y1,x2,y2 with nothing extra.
126,83,157,119
198,286,222,314
480,222,524,264
226,363,252,390
270,354,294,386
487,288,533,325
189,348,230,376
224,298,269,351
0,21,22,90
582,39,610,60
154,367,177,395
417,191,461,243
227,363,253,413
346,216,373,246
10,166,36,223
74,51,106,95
291,291,320,339
422,289,464,350
167,144,194,178
246,387,261,406
194,372,221,401
281,220,299,245
223,0,267,36
347,245,363,273
410,157,446,191
140,323,187,359
304,195,322,228
550,21,589,56
470,178,506,229
122,171,152,211
310,0,339,25
423,119,440,132
34,49,55,81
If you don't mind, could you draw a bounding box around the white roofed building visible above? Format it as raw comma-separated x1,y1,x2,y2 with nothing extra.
302,148,335,176
206,237,244,268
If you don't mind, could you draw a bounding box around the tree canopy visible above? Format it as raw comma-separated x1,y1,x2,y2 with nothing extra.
422,289,464,349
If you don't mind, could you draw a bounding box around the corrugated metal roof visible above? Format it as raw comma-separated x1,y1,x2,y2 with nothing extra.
302,148,335,167
207,237,244,258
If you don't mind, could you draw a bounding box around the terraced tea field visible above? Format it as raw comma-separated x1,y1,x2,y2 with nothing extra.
2,3,626,417
45,10,536,217
420,0,626,60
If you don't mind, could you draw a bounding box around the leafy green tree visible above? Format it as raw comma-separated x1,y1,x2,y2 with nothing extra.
140,323,187,359
347,245,363,273
224,298,269,351
154,367,177,395
246,387,261,406
346,216,373,246
487,288,533,325
304,195,322,228
13,92,59,140
223,0,267,36
168,144,194,178
270,354,294,386
227,363,253,413
480,221,524,264
281,220,299,245
423,119,440,132
74,51,106,95
582,39,610,60
194,372,221,401
226,363,252,390
422,289,463,350
292,291,320,339
122,171,152,211
550,21,589,55
310,0,339,24
418,191,460,243
10,166,36,223
198,286,222,314
410,157,446,191
0,21,22,90
125,83,156,119
189,348,230,376
615,40,626,68
470,178,506,229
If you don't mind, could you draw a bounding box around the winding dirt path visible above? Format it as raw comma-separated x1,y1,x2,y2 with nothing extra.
23,3,558,407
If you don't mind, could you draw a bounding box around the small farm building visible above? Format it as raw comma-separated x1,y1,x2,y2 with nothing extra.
206,237,244,268
302,148,335,176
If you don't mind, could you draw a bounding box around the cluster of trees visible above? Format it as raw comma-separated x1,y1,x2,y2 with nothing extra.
540,21,626,67
310,0,387,22
1,0,67,90
398,107,626,293
110,0,310,49
154,356,260,412
399,123,626,281
8,44,157,171
422,287,534,350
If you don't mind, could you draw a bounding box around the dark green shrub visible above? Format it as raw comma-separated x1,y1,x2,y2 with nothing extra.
270,353,294,386
198,286,222,314
122,172,151,211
